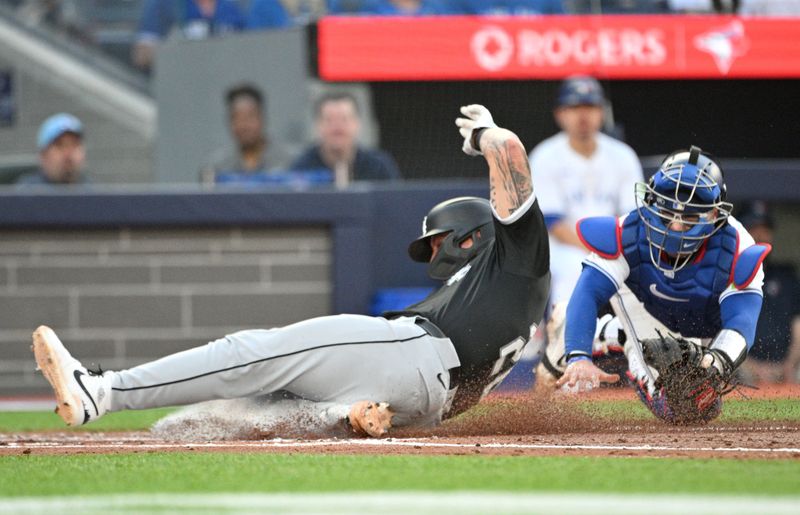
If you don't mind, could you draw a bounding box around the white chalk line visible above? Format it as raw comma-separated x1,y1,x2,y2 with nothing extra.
1,492,800,514
4,437,800,454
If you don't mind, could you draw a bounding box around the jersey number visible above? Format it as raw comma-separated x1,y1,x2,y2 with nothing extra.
481,336,527,399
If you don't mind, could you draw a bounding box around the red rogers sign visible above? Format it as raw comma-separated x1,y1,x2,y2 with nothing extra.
318,15,800,80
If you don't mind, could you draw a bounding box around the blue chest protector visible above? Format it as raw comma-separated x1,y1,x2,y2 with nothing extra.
620,212,738,338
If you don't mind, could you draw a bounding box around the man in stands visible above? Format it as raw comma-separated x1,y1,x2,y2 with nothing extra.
16,113,89,186
290,91,401,186
201,83,292,184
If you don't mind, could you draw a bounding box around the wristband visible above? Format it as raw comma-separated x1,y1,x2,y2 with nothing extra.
566,352,591,364
470,127,488,152
709,329,747,370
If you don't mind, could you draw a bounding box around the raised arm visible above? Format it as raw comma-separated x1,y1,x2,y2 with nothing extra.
456,105,532,219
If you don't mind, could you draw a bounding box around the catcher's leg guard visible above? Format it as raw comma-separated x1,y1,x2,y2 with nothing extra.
610,289,722,424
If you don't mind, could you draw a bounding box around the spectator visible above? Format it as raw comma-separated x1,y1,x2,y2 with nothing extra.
201,83,292,184
15,113,89,186
667,0,739,13
453,0,565,15
570,0,669,13
739,0,800,16
246,0,292,30
529,76,643,307
328,0,450,15
298,0,332,21
738,202,800,384
132,0,246,71
290,91,401,186
15,0,86,35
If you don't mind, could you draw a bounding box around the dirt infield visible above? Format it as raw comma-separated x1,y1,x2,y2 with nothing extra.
3,385,799,460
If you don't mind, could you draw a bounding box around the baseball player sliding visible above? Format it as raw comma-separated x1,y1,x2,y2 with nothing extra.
538,146,770,423
32,105,550,437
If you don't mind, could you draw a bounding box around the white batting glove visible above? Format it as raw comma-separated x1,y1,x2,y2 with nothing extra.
455,104,497,156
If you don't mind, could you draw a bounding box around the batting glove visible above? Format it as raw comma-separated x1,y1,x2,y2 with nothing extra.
455,104,497,156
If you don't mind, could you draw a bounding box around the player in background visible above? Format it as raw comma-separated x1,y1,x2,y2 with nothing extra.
529,76,643,307
540,146,769,423
32,105,550,438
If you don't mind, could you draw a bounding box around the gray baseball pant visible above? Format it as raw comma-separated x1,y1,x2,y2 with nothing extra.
107,315,460,427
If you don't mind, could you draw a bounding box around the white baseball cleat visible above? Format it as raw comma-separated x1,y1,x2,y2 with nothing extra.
32,325,111,426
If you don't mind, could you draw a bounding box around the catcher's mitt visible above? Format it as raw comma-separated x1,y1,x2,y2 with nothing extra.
639,332,730,424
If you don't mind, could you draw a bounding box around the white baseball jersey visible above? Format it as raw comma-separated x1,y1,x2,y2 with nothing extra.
529,131,643,304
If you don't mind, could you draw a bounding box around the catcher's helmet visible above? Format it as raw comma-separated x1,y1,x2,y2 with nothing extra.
408,197,495,280
636,146,732,273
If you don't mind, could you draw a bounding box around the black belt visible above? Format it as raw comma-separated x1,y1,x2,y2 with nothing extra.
415,317,446,339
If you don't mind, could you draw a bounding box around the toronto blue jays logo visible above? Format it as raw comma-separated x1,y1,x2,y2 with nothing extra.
694,20,750,75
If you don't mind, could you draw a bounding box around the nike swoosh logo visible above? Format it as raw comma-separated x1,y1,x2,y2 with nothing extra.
437,373,447,390
74,370,99,422
649,284,689,302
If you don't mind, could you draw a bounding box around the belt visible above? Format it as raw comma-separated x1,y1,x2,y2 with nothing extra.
414,317,446,339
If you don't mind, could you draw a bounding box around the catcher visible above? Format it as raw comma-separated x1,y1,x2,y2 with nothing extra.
538,146,770,424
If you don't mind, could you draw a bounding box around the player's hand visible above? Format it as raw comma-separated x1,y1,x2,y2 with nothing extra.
555,359,620,394
455,104,497,156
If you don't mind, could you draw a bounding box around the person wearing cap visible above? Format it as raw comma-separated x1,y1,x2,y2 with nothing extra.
16,113,89,186
738,202,800,384
528,76,643,309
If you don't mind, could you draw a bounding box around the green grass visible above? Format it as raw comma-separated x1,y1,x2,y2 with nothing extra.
2,399,799,500
574,398,800,422
0,408,174,432
3,454,800,497
0,398,796,433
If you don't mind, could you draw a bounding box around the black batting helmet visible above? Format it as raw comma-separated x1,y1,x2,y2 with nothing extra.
408,197,495,280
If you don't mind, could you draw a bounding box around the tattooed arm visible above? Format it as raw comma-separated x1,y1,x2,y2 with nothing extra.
455,105,533,219
479,129,532,219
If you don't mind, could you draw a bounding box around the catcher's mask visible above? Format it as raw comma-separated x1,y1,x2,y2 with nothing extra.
636,145,732,273
408,197,495,280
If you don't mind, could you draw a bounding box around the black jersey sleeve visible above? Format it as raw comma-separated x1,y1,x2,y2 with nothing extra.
492,195,549,278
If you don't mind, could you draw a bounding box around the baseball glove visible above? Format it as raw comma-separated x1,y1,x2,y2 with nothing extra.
639,332,729,424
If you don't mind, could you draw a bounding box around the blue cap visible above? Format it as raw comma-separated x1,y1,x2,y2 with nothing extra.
37,113,83,150
557,76,605,107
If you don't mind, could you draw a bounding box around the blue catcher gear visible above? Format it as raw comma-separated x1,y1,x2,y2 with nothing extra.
636,146,733,273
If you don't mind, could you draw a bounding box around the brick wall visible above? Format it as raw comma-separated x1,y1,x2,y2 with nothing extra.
0,226,331,395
